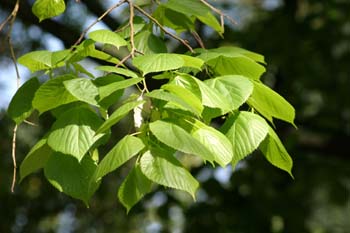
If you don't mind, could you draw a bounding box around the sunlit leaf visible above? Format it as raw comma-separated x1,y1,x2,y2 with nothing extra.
133,53,184,75
94,135,145,180
260,127,293,177
64,78,99,106
32,0,66,22
99,78,143,101
95,66,139,79
89,29,128,48
149,120,215,163
96,100,145,134
18,50,69,72
247,81,295,125
221,111,269,167
47,107,106,161
32,74,78,114
134,30,167,55
140,150,199,198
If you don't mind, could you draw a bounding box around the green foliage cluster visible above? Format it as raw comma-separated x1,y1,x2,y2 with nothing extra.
7,0,295,211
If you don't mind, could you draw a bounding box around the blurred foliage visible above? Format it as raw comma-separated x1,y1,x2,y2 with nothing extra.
1,0,350,232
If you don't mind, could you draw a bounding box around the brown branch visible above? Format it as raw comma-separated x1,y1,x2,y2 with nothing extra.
192,31,205,49
199,0,237,31
72,0,127,47
133,4,194,53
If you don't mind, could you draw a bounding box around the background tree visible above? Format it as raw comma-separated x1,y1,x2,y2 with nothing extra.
1,1,349,233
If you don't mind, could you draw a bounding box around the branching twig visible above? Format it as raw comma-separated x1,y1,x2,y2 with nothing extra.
72,0,127,47
192,31,205,49
199,0,237,31
133,4,194,53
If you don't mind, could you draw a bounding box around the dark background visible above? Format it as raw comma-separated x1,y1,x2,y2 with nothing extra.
1,0,349,232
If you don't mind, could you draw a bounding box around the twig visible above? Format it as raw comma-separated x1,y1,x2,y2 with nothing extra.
3,0,21,193
133,4,194,53
192,31,205,49
199,0,237,31
72,0,127,47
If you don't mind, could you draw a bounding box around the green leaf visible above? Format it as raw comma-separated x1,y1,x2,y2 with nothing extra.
47,107,106,161
96,100,145,134
95,66,139,79
99,78,143,101
117,16,146,39
162,84,203,116
188,119,233,167
88,49,120,64
64,78,99,106
134,31,167,55
132,53,184,75
94,135,145,181
18,50,69,72
149,120,215,163
153,6,195,33
44,152,99,204
173,74,231,111
146,89,200,116
140,150,199,199
197,47,265,64
247,81,296,125
118,163,152,212
178,55,204,70
260,127,293,177
205,55,266,80
20,137,53,182
32,74,78,114
163,0,222,34
89,29,128,49
205,75,253,112
93,74,125,109
32,0,66,22
8,77,40,124
221,111,269,167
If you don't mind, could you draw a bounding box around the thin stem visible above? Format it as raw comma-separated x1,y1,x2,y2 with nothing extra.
72,0,127,47
192,31,205,49
199,0,237,30
11,125,18,193
133,4,194,53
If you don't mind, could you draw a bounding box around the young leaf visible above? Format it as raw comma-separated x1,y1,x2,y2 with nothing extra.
118,163,152,212
64,78,99,106
20,137,53,182
47,107,106,161
96,100,145,134
8,77,40,124
93,74,125,109
89,29,128,49
140,150,199,199
248,81,296,125
178,55,204,70
44,152,99,204
260,127,293,177
149,120,215,163
94,135,145,181
205,75,253,112
32,74,78,114
205,55,266,80
132,53,184,75
32,0,66,22
221,111,269,168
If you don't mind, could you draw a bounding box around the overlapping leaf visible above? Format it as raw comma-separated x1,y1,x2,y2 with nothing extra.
89,29,128,48
47,107,106,161
94,135,145,181
140,150,199,199
118,164,152,212
32,0,66,22
221,111,269,167
64,78,99,106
